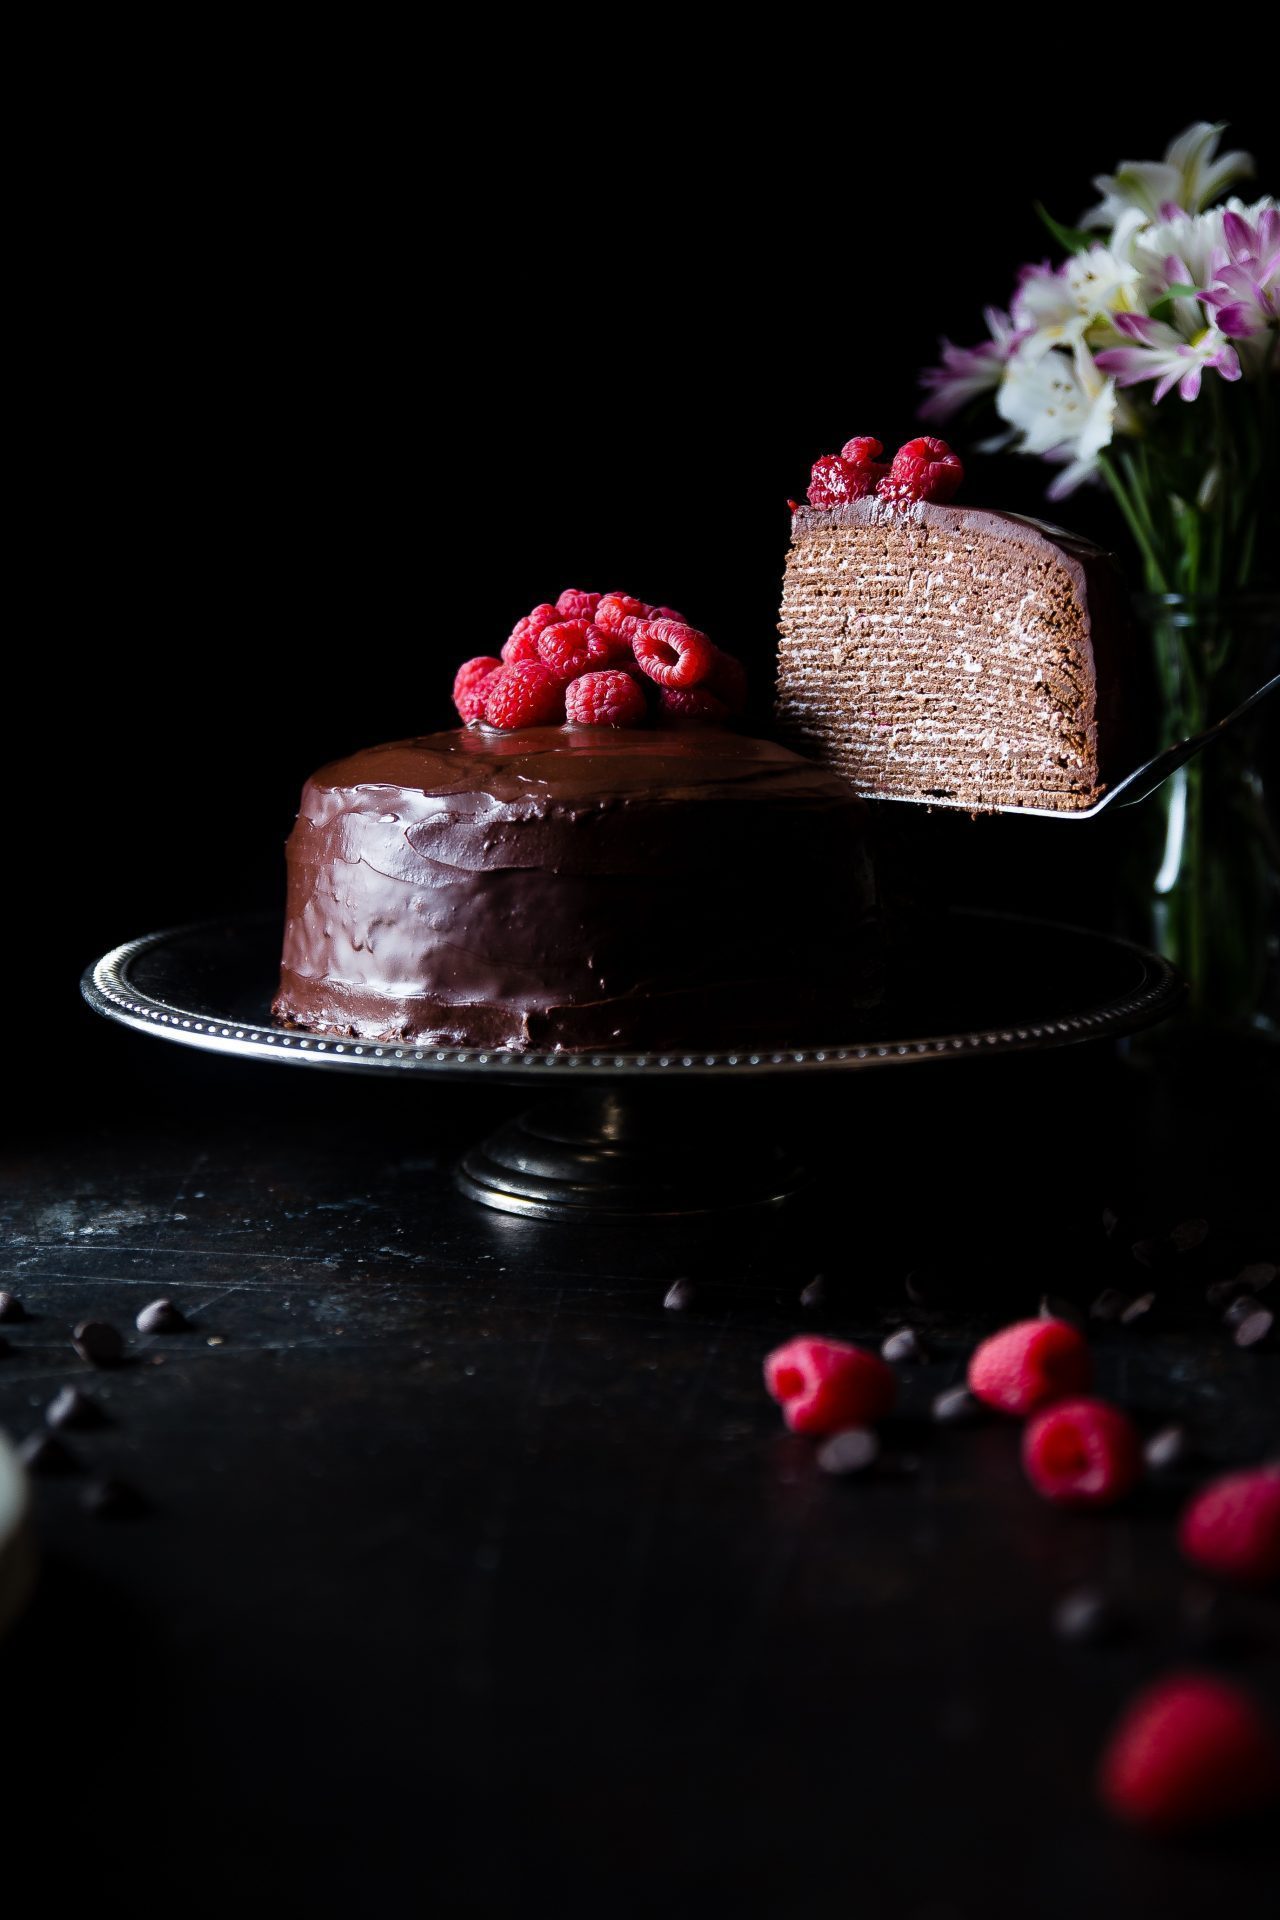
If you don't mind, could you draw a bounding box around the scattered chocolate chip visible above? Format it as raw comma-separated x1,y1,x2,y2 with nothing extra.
1144,1424,1188,1471
135,1298,188,1335
800,1275,826,1309
932,1385,979,1425
72,1320,124,1367
0,1290,27,1322
81,1477,147,1520
1223,1295,1260,1331
663,1279,695,1312
881,1327,927,1364
1102,1207,1120,1238
1052,1586,1122,1645
815,1427,879,1475
46,1385,106,1431
1040,1293,1085,1329
1120,1291,1157,1326
1130,1238,1166,1271
1234,1262,1276,1294
18,1432,80,1476
1090,1288,1132,1323
1234,1307,1274,1350
1170,1217,1210,1254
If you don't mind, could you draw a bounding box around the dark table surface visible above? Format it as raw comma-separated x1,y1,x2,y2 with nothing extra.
3,1014,1277,1919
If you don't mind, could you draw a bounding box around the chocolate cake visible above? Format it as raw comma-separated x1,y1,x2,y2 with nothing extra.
273,727,878,1052
777,498,1130,811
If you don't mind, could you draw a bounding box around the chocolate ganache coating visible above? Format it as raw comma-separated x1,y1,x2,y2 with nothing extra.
273,726,879,1052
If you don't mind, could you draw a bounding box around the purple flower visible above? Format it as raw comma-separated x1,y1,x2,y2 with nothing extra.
920,308,1023,422
1201,205,1280,338
1096,312,1242,403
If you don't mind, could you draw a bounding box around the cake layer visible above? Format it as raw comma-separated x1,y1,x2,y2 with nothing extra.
777,499,1129,812
274,727,878,1051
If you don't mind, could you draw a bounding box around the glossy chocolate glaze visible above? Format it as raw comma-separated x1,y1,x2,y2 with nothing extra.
274,727,879,1051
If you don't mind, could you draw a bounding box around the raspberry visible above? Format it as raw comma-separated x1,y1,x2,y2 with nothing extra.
536,619,617,683
502,603,563,663
595,592,648,634
806,453,880,509
657,686,730,726
1098,1672,1280,1833
704,647,748,715
967,1318,1092,1416
645,604,687,624
763,1335,897,1436
564,669,648,729
483,660,565,730
840,434,887,468
452,655,502,723
878,436,965,505
1022,1398,1143,1507
1178,1466,1280,1587
631,619,716,689
555,588,601,621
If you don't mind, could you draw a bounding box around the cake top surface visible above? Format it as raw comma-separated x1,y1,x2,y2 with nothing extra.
788,494,1113,567
304,727,861,810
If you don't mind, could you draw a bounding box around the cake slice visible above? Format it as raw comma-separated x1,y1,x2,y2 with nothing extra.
777,497,1130,812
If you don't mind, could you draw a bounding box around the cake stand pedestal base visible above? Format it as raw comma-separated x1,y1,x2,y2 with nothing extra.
455,1088,806,1221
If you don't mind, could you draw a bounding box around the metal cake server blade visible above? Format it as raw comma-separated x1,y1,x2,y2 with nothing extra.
853,671,1280,820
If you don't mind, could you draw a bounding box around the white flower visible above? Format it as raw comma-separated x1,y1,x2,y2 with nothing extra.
1012,215,1145,360
995,338,1120,497
1081,122,1254,230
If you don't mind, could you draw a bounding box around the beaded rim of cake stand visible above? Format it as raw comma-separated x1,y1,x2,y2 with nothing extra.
82,917,1184,1079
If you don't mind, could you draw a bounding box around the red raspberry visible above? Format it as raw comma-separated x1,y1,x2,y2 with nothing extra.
595,592,648,634
452,655,502,723
878,436,965,505
555,588,601,621
657,686,730,726
536,619,616,683
564,669,648,729
967,1318,1092,1416
502,603,563,664
1178,1465,1280,1587
807,453,880,509
1098,1672,1280,1833
704,647,748,715
1022,1397,1143,1507
763,1335,897,1436
645,604,687,624
631,619,715,689
840,434,887,468
483,660,565,730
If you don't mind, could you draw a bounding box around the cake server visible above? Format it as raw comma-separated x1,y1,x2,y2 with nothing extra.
854,670,1279,820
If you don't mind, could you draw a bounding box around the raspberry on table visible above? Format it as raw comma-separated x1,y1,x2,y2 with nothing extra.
1022,1397,1143,1506
1098,1671,1280,1833
503,603,563,663
631,619,716,689
657,686,730,726
564,670,648,729
763,1335,897,1436
536,619,618,683
967,1317,1092,1416
452,655,503,723
483,660,565,730
595,592,649,634
878,436,965,505
555,588,601,621
1178,1465,1280,1586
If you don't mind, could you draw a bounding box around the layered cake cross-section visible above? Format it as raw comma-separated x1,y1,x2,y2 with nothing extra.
777,497,1130,812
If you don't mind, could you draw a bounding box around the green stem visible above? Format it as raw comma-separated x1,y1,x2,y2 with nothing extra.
1098,451,1168,591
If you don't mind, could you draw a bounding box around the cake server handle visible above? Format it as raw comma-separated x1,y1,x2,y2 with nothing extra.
1096,670,1280,815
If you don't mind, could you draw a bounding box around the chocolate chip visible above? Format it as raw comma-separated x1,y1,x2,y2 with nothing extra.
18,1432,80,1476
1090,1288,1131,1323
815,1427,879,1475
1169,1217,1210,1254
1052,1586,1122,1645
881,1327,926,1364
800,1275,826,1308
135,1298,188,1335
72,1321,124,1367
46,1386,106,1431
1120,1291,1157,1326
932,1385,979,1425
1223,1295,1260,1331
1234,1307,1274,1350
663,1279,695,1312
1234,1262,1276,1294
81,1477,147,1519
1040,1293,1085,1329
0,1290,27,1322
1144,1424,1188,1471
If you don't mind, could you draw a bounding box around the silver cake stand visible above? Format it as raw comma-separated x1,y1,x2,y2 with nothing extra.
82,913,1183,1221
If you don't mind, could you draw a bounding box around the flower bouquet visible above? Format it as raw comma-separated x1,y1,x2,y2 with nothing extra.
921,122,1278,1034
